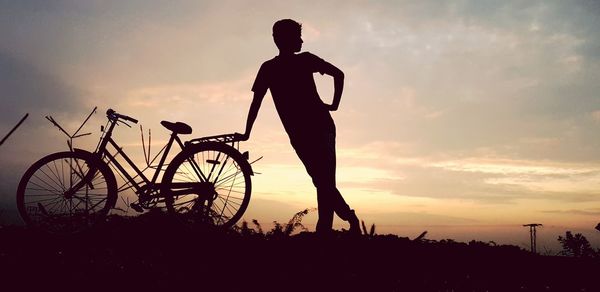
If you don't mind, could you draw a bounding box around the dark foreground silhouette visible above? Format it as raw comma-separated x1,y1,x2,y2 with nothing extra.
1,212,599,291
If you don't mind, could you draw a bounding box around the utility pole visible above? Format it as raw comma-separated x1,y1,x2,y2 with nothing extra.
523,223,542,253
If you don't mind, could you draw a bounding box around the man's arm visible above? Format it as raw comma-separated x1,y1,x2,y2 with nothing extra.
238,91,265,141
321,62,344,111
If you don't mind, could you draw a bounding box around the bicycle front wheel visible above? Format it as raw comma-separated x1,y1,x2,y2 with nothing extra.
16,150,117,233
161,142,252,229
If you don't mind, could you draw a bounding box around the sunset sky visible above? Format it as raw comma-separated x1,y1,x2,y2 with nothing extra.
2,0,600,250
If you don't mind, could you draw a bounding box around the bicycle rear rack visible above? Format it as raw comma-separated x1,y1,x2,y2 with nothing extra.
186,134,237,145
185,134,261,165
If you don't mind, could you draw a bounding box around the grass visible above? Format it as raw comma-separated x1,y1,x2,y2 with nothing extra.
1,210,599,291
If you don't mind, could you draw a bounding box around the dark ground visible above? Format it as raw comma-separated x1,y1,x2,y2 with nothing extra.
1,213,598,291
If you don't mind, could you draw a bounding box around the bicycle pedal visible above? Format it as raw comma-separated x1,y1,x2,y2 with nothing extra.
130,203,144,213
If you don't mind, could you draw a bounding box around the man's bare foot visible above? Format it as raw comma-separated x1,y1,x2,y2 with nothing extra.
348,210,361,235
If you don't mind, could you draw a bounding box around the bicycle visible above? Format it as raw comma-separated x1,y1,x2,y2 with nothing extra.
16,109,254,233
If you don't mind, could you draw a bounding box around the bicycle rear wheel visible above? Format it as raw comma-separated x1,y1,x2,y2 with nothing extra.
16,150,117,233
161,142,252,229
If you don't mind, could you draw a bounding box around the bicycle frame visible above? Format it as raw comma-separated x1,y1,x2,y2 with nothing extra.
92,115,225,205
94,118,187,201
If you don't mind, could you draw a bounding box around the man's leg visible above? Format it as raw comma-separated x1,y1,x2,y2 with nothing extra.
292,132,359,233
316,188,335,233
292,134,337,233
323,133,360,233
316,186,355,229
322,133,354,221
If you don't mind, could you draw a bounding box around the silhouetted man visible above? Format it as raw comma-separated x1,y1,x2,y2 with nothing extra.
238,19,360,235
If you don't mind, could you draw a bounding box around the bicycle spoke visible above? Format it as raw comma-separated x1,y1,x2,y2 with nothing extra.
46,198,68,215
71,158,88,182
22,192,63,196
73,192,109,197
217,196,241,207
39,166,64,192
51,160,65,191
71,197,85,213
25,184,62,195
24,197,64,206
212,154,230,185
163,144,250,228
40,169,60,192
72,192,108,200
65,158,84,185
215,189,246,197
92,177,106,186
33,171,63,194
215,201,235,221
184,154,205,182
180,162,199,182
216,192,244,201
18,151,115,233
60,157,66,190
213,169,244,187
75,195,107,212
217,169,237,218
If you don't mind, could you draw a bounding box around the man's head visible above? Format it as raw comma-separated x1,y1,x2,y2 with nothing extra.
272,19,302,53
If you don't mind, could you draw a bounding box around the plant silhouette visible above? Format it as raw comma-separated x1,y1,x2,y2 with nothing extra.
240,19,360,235
557,231,598,258
238,208,316,238
360,220,376,237
0,113,28,147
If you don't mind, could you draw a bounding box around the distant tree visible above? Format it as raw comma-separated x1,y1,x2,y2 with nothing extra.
557,231,597,258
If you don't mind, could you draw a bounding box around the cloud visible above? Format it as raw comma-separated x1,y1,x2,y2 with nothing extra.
541,209,600,217
592,111,600,123
0,51,83,124
430,159,600,176
324,0,600,163
361,211,479,226
122,75,254,108
334,141,600,204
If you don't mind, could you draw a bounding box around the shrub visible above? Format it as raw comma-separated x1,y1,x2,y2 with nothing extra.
557,231,597,258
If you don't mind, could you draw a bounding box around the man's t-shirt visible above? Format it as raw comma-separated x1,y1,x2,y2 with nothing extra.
252,52,335,139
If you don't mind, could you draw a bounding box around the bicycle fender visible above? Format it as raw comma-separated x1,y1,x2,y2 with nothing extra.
71,148,102,162
214,143,254,176
185,142,254,176
223,144,254,176
71,148,93,155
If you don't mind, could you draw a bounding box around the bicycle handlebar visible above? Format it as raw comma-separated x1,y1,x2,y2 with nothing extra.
106,109,138,124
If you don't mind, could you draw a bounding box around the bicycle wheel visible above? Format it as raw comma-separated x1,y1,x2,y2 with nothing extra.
161,142,252,229
16,150,117,233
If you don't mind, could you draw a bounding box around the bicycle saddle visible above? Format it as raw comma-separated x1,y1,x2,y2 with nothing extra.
160,121,192,135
